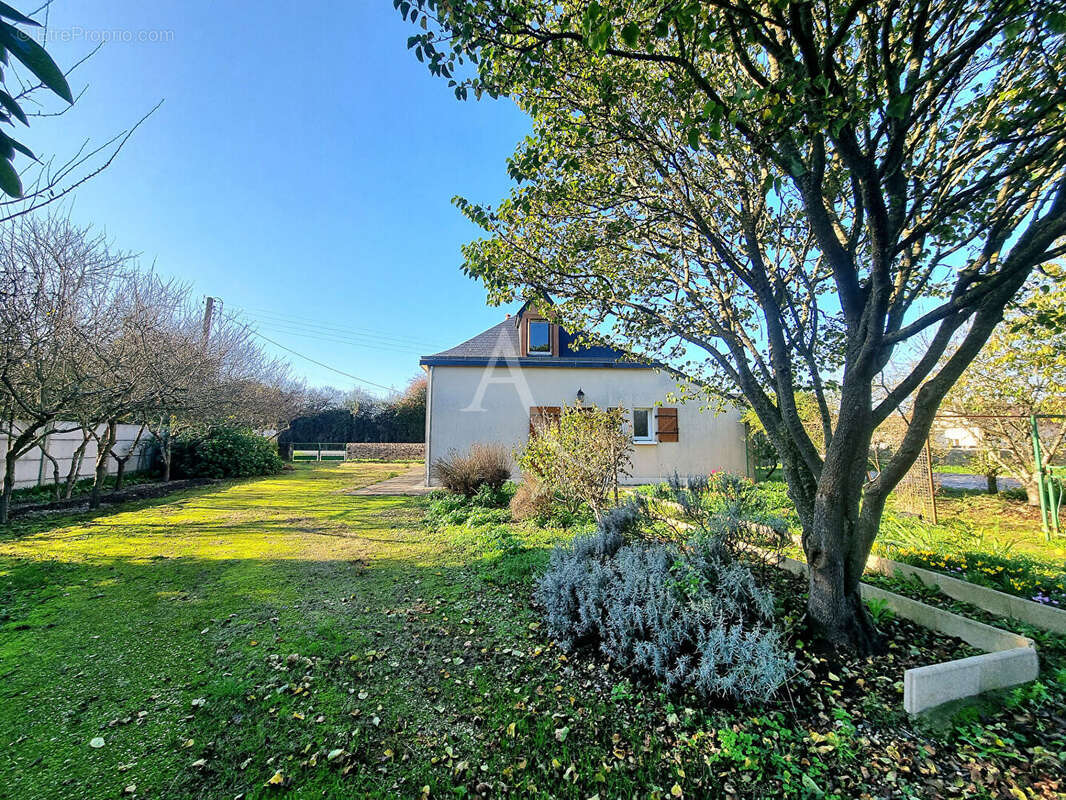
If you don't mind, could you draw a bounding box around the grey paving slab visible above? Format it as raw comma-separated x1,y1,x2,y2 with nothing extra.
350,466,432,496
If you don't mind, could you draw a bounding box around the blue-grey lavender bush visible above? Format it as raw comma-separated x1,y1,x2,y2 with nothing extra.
536,505,794,703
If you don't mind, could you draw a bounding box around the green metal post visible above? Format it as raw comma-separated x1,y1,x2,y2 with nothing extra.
1031,415,1050,540
1049,471,1061,538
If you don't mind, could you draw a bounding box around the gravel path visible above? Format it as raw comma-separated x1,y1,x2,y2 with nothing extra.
934,472,1022,491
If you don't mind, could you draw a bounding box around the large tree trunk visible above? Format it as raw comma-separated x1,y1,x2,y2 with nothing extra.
799,380,884,653
1025,475,1042,507
0,453,15,525
804,491,883,653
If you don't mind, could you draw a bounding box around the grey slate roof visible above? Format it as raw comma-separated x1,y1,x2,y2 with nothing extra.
420,317,650,369
426,319,520,359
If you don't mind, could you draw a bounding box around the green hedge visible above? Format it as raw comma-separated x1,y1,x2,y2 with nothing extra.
172,428,284,479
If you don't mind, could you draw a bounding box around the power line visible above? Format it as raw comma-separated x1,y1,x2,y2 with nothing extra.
237,317,432,355
222,311,400,393
241,313,441,351
233,305,447,351
246,328,400,393
246,324,426,356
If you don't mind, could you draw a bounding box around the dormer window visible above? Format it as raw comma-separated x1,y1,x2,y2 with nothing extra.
527,319,551,355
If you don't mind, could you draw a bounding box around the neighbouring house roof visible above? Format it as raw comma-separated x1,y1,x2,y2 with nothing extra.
419,315,652,369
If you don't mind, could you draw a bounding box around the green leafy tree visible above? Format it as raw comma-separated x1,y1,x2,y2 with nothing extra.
400,0,1066,649
0,5,72,197
945,268,1066,505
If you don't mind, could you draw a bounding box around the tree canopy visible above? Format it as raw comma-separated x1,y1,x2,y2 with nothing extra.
400,0,1066,649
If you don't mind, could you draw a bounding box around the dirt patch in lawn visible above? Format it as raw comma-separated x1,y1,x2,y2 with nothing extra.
8,478,218,519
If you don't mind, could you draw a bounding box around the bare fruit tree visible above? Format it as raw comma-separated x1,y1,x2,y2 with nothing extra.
0,214,302,519
140,311,300,481
0,214,132,521
77,272,199,507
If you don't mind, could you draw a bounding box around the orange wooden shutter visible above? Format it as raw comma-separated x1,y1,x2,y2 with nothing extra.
656,408,679,442
529,406,562,436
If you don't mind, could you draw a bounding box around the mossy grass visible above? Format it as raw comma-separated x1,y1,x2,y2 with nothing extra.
2,463,1062,798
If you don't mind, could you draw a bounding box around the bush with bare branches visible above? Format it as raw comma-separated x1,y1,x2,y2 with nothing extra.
432,443,511,497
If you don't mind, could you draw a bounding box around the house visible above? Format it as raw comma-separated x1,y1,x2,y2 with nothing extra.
931,418,984,452
418,302,749,486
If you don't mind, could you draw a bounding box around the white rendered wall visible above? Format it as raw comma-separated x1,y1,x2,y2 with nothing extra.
425,365,747,486
0,422,153,490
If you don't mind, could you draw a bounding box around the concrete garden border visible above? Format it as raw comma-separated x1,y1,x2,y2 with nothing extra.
771,554,1038,714
650,500,1042,712
864,553,1066,635
779,529,1066,634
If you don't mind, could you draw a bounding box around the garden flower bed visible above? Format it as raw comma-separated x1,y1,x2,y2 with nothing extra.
712,477,1066,611
875,547,1066,609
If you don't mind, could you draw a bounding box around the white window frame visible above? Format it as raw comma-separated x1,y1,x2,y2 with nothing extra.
526,319,552,356
632,407,655,444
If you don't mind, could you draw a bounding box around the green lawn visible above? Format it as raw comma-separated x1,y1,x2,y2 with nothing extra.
0,463,573,799
2,464,1063,799
933,489,1066,562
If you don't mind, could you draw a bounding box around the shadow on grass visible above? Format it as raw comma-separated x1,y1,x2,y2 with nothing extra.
0,536,559,800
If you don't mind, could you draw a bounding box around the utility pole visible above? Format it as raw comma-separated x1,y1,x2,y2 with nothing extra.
202,296,217,341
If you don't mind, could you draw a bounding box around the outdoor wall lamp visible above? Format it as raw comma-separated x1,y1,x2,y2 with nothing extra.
576,388,585,404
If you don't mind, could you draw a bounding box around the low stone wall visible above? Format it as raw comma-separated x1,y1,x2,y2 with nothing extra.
345,443,424,462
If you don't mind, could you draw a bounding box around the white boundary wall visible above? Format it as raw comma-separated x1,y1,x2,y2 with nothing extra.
0,422,154,490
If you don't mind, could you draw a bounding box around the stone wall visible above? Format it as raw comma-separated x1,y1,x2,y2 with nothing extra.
345,442,424,461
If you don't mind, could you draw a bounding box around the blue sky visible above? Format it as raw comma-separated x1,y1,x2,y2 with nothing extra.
22,0,531,395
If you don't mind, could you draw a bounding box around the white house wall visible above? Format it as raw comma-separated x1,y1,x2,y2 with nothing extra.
425,365,747,486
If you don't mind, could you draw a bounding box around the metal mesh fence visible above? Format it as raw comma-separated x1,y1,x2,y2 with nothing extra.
891,438,938,523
